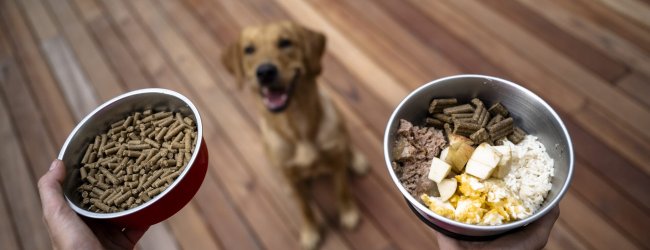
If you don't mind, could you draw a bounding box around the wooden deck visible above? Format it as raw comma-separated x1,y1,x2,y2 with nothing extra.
1,0,649,249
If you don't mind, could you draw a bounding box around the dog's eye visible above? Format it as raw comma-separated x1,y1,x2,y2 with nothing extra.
278,39,292,49
244,45,255,55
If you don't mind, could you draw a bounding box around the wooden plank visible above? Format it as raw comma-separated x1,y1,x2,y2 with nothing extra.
166,202,222,250
308,0,455,89
0,51,57,179
327,0,461,79
193,161,261,250
85,13,150,90
0,89,51,250
1,0,75,145
407,0,586,113
137,224,181,250
42,0,122,101
0,178,21,250
574,102,650,176
445,0,650,141
545,220,590,250
521,0,650,79
480,0,628,82
311,180,396,250
595,0,650,28
16,0,58,40
558,0,650,54
617,71,650,108
572,159,650,248
98,0,186,90
560,192,640,250
273,0,409,107
563,115,650,210
373,0,509,78
41,36,99,119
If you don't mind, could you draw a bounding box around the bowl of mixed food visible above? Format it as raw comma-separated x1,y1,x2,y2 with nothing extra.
384,75,573,237
59,88,208,228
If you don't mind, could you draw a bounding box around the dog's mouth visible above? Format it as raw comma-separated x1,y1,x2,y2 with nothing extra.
260,69,300,113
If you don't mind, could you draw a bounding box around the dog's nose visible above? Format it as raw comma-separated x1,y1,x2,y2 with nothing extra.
256,64,278,84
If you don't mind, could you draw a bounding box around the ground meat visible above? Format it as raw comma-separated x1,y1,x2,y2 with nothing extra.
392,119,447,198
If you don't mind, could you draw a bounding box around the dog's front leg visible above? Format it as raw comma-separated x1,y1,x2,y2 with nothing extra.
287,177,320,249
334,166,360,230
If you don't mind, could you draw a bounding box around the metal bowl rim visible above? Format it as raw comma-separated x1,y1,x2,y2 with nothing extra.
383,74,574,231
58,88,204,219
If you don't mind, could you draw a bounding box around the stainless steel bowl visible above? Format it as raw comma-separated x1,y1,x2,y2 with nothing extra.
383,75,573,236
58,88,208,227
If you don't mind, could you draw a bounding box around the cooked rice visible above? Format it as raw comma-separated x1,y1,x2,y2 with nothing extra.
502,135,554,213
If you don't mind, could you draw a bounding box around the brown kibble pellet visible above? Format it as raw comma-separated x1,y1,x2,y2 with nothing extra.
428,98,458,114
80,167,88,180
487,117,514,134
88,152,97,164
93,199,111,212
164,124,184,141
155,127,168,141
443,104,474,115
157,117,174,127
470,128,490,144
153,111,172,120
425,118,444,128
451,113,473,119
82,144,94,164
183,117,194,126
488,102,509,117
76,109,196,213
144,138,160,148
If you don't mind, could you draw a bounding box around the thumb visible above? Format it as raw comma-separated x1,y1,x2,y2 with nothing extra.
38,160,69,218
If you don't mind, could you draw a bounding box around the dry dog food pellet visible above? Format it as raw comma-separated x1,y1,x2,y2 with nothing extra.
75,110,197,213
427,98,526,145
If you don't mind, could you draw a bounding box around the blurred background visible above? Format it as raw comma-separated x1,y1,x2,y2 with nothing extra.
0,0,649,249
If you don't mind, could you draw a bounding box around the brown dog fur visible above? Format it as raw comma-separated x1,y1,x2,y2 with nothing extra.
222,21,368,249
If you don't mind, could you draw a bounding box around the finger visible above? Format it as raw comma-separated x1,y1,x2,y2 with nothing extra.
38,160,68,218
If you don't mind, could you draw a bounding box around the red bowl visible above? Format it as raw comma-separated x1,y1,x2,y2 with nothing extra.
58,88,208,228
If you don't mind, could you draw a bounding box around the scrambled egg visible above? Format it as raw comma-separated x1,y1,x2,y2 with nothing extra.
421,174,531,225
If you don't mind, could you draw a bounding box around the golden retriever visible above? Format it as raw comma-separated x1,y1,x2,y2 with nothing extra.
222,21,368,249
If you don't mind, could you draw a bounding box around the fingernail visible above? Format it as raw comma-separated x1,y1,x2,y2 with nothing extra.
49,160,59,171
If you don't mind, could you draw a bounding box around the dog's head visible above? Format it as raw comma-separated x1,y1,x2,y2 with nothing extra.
222,21,326,113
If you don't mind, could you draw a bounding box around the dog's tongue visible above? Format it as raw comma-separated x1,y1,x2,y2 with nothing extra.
263,89,288,109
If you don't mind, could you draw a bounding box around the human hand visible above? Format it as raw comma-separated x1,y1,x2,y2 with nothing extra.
38,160,148,249
435,206,560,250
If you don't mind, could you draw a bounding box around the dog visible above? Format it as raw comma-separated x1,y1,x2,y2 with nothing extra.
222,21,368,249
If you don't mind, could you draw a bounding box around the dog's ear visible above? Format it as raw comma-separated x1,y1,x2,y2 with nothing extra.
299,26,326,77
222,39,244,89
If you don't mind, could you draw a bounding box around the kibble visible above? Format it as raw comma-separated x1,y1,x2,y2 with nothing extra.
75,110,197,213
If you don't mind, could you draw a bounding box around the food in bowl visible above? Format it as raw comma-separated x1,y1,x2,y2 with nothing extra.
391,97,554,226
75,109,197,213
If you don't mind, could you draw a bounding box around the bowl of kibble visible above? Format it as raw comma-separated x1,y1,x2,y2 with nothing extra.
59,88,208,228
384,75,573,238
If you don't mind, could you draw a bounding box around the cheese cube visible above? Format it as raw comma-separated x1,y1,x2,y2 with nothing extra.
465,143,501,180
491,145,512,178
428,157,451,183
437,178,458,201
439,147,450,164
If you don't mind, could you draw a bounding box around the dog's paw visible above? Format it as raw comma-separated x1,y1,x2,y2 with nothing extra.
340,205,360,230
350,149,369,176
300,226,321,250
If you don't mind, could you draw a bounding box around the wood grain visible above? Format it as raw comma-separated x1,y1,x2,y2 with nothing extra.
2,0,649,249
